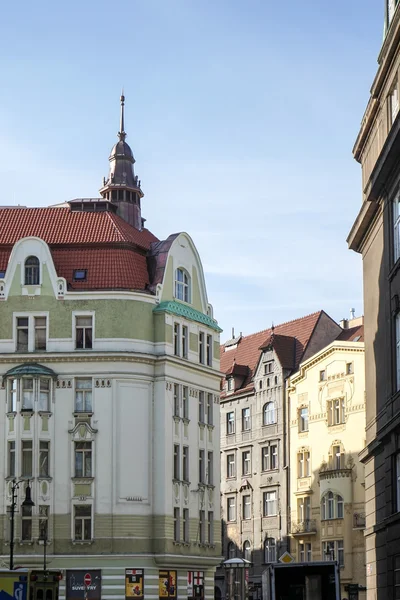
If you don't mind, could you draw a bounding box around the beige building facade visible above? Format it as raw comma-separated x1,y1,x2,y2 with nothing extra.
287,317,366,599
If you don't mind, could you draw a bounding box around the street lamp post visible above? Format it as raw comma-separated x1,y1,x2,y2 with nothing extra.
9,479,35,570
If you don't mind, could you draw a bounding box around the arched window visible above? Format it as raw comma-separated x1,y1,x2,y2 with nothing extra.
263,402,276,425
243,540,251,562
321,492,344,520
264,538,276,563
175,268,190,303
25,256,40,285
227,541,236,559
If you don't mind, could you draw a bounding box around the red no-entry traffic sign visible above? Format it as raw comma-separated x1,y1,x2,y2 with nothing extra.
84,573,92,587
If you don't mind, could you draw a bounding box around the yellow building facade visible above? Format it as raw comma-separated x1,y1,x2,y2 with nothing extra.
287,319,366,599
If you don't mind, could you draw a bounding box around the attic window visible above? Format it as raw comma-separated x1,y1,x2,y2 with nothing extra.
73,270,87,282
0,271,5,278
227,378,234,392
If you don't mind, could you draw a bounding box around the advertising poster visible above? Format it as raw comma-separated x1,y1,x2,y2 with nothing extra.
158,570,177,599
187,572,204,600
66,570,102,600
125,570,144,600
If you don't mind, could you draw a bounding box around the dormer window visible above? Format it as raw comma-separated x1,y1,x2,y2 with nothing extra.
24,256,40,285
73,269,87,282
175,268,190,303
227,378,234,391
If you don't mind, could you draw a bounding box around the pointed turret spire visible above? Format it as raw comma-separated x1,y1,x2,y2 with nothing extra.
119,90,126,141
100,93,144,230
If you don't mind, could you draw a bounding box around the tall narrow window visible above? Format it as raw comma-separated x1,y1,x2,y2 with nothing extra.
75,379,92,412
199,449,205,483
182,325,188,358
183,508,189,542
39,505,49,540
174,323,180,356
299,542,312,562
207,393,213,425
21,505,32,540
331,445,343,470
74,505,92,540
182,446,189,481
227,497,236,522
21,378,34,410
243,495,251,520
242,407,251,431
227,411,235,434
390,82,399,126
22,441,33,477
34,317,47,351
174,508,180,542
206,334,212,366
8,379,17,412
24,256,40,285
199,332,205,364
75,316,93,349
17,317,29,352
8,442,15,477
39,441,50,477
242,451,251,475
199,510,205,543
75,442,92,477
298,407,309,432
207,451,213,485
227,454,235,478
263,402,276,425
264,538,276,563
39,379,50,411
199,391,205,423
174,384,180,417
182,386,189,419
175,268,190,303
263,491,277,516
208,511,214,544
298,450,310,478
243,540,251,562
173,445,180,480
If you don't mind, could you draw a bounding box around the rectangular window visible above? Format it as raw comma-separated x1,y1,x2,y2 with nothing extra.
319,369,326,382
227,497,236,522
207,393,213,425
390,83,399,126
262,445,278,471
174,384,180,417
263,491,277,516
227,411,235,435
327,398,345,426
264,362,273,375
17,317,29,352
21,378,34,410
322,540,344,567
8,379,17,412
394,194,400,263
183,508,189,543
242,407,251,431
394,554,400,600
74,505,92,540
198,391,205,423
208,511,214,544
21,505,32,541
299,542,312,562
174,507,180,542
206,334,212,366
183,447,189,481
182,325,188,358
199,449,205,483
242,450,251,475
298,451,310,478
39,505,49,540
207,452,213,485
38,379,50,412
243,495,251,520
396,453,400,512
75,379,92,412
174,323,180,356
199,332,205,364
182,386,189,419
34,316,47,351
39,441,50,477
298,407,309,432
332,445,343,470
75,316,93,349
75,442,92,477
173,445,180,480
227,454,235,478
22,440,33,477
346,362,354,375
8,442,15,477
227,378,234,391
199,510,205,543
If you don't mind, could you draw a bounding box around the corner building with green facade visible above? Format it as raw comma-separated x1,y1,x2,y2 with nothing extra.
0,96,222,600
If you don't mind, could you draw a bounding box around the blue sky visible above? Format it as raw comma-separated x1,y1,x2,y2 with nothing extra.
0,1,382,339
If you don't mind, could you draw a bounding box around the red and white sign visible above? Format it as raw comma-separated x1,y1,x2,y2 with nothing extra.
84,574,92,587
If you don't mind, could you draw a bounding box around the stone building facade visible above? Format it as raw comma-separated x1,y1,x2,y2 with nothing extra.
0,97,222,600
287,316,366,599
348,2,400,599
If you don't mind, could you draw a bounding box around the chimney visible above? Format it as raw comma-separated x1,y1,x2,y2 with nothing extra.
340,318,349,329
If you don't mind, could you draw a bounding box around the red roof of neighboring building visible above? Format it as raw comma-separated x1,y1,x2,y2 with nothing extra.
220,311,323,394
0,206,159,291
336,324,364,342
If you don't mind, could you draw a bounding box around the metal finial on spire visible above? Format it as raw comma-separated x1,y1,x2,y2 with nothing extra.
119,90,126,140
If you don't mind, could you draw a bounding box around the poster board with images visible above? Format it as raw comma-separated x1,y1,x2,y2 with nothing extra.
66,570,102,600
158,570,177,599
125,569,144,600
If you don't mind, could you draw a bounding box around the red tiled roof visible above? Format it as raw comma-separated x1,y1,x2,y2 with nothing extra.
336,324,364,342
0,207,158,249
220,311,323,394
0,206,160,291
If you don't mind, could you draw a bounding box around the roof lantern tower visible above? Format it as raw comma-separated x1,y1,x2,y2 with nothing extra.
99,93,144,230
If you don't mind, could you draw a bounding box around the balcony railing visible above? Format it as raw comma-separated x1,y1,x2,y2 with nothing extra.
353,512,366,529
290,519,317,535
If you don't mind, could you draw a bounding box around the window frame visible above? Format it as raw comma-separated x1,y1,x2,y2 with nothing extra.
264,537,276,563
206,334,213,366
263,402,276,426
8,441,16,478
182,446,189,482
242,450,251,476
263,490,277,517
227,453,235,479
175,268,191,303
199,449,205,483
75,314,94,350
174,507,180,542
242,495,251,520
74,441,92,478
297,450,310,478
321,491,344,521
227,497,236,522
75,378,93,413
173,445,180,480
298,407,309,432
21,440,33,477
73,504,92,541
21,504,33,541
227,411,235,435
39,441,50,478
262,444,278,472
242,407,251,431
24,256,40,286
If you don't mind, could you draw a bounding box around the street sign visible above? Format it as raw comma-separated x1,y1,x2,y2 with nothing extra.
278,552,295,564
84,574,92,587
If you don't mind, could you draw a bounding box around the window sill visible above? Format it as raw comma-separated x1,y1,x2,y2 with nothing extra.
261,469,279,474
72,540,94,545
18,540,34,546
182,418,190,424
71,477,94,482
38,411,52,417
6,411,17,417
207,424,215,430
74,412,93,417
